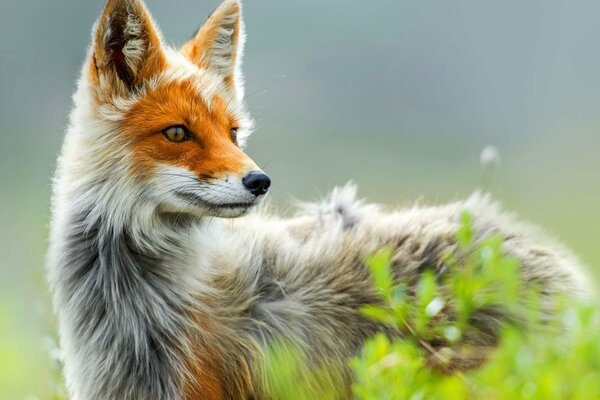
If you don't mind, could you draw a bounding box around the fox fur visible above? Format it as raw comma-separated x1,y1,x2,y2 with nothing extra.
46,0,593,399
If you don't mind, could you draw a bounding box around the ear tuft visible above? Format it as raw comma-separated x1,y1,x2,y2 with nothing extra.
92,0,165,92
181,0,245,97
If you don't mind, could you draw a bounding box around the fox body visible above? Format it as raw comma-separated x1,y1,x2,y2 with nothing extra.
46,0,591,399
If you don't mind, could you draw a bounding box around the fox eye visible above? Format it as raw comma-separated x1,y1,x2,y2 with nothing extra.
230,127,238,144
162,126,190,143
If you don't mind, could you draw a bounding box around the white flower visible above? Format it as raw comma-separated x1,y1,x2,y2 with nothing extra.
480,145,500,169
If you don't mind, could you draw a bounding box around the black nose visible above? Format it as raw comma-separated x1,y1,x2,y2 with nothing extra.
242,171,271,196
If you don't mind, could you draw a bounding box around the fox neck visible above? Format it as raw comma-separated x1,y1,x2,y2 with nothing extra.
49,140,216,399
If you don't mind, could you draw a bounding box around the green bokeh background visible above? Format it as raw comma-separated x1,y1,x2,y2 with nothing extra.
0,0,598,398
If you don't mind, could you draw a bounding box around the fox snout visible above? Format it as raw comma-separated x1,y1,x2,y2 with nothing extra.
242,172,271,196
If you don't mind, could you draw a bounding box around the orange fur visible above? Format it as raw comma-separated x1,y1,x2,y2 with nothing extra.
121,79,254,179
183,311,225,400
183,307,256,400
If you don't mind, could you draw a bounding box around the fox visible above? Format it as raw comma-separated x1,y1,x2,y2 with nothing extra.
46,0,593,399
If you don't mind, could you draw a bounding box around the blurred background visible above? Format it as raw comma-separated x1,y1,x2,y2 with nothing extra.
0,0,598,397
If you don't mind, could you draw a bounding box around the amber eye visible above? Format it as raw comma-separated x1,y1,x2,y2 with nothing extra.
162,126,190,143
230,127,238,144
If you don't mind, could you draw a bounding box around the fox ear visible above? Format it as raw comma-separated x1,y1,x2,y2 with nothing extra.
90,0,166,93
181,0,245,98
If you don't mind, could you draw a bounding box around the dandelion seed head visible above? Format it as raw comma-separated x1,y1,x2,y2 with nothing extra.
480,145,500,169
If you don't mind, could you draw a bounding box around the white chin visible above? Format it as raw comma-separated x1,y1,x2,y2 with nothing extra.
204,205,253,218
160,196,256,218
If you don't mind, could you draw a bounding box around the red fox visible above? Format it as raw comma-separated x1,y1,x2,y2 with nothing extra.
46,0,592,399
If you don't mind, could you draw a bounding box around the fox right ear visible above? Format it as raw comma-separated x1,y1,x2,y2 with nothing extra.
180,0,245,98
90,0,166,93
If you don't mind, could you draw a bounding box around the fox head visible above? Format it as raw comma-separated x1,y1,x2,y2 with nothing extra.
62,0,269,222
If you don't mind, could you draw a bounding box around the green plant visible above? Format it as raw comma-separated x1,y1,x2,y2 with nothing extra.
260,211,599,399
352,211,599,399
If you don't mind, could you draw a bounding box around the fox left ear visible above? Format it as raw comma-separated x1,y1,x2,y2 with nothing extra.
91,0,166,94
181,0,245,98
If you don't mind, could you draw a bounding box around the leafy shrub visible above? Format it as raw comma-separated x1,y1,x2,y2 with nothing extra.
261,211,599,399
352,211,599,399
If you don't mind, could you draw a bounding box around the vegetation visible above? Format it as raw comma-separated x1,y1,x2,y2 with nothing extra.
261,211,600,399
